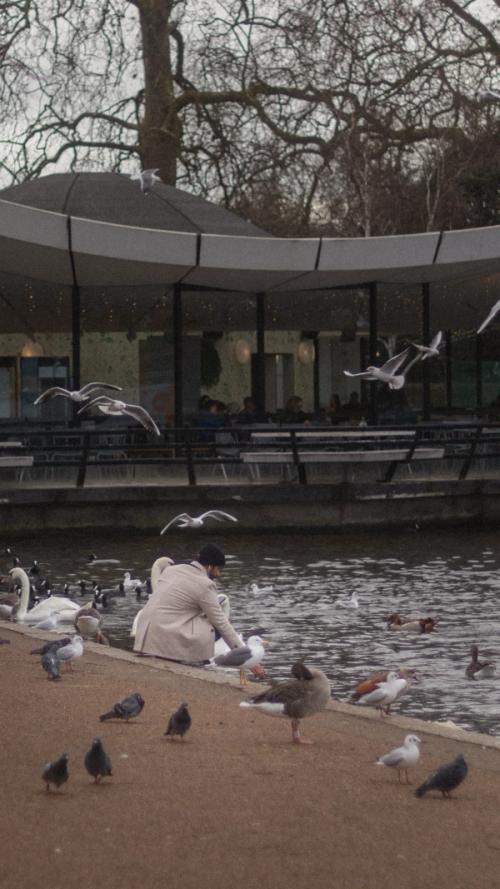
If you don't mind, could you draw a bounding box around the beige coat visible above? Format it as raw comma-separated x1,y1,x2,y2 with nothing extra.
133,560,242,662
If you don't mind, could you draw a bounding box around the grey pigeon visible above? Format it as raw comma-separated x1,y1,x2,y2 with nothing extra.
42,753,69,791
84,737,113,783
164,703,191,740
30,637,72,656
99,692,145,722
415,753,468,798
41,650,61,681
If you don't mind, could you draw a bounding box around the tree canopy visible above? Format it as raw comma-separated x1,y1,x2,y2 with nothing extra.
1,0,499,234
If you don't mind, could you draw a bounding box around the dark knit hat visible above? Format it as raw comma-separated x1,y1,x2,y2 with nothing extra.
197,543,226,567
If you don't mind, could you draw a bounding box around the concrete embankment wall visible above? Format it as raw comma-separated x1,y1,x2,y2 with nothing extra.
1,478,500,533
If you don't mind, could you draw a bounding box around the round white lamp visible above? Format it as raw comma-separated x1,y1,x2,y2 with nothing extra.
296,339,315,365
234,338,252,365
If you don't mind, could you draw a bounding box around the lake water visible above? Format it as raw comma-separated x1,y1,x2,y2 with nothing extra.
5,525,500,735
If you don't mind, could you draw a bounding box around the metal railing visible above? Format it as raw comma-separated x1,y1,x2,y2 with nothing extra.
0,420,499,486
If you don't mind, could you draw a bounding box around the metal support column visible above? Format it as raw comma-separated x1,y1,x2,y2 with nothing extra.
255,293,266,414
173,283,183,430
422,283,431,420
476,332,483,410
368,282,378,425
445,330,452,409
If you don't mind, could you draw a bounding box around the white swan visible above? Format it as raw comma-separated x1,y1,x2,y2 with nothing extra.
9,567,80,623
130,557,174,637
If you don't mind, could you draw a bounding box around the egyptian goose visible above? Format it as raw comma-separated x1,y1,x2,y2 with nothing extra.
387,613,437,633
465,644,495,679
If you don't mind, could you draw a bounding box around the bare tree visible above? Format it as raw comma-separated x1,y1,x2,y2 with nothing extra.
0,0,498,234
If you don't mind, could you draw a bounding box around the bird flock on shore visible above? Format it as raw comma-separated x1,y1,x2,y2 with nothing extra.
0,542,479,802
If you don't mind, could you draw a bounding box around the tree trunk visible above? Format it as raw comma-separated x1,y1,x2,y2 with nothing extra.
136,0,181,184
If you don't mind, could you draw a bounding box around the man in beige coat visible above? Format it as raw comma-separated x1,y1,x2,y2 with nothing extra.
133,543,242,662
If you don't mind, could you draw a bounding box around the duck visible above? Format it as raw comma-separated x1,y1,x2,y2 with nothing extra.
387,612,437,633
74,601,103,639
356,670,409,717
240,661,331,744
123,571,143,592
351,667,418,701
8,567,80,623
465,644,496,679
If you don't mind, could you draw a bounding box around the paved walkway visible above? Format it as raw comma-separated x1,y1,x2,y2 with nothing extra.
2,624,500,889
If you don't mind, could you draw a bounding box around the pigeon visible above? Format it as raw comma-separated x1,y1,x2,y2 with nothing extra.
55,635,84,671
34,382,122,405
99,692,145,722
42,753,69,791
344,348,422,390
356,670,408,716
78,395,160,436
209,636,269,686
478,299,500,334
415,754,468,799
410,331,443,360
376,734,421,784
30,637,72,656
160,510,238,533
240,661,331,744
41,650,61,681
465,644,495,679
84,737,113,783
164,703,192,740
130,168,161,193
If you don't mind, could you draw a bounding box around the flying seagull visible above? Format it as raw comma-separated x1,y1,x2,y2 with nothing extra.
78,395,160,436
42,753,69,791
415,754,468,799
34,382,122,405
410,331,443,360
160,510,238,533
209,636,269,686
477,300,500,334
164,703,192,740
376,734,421,784
344,348,422,390
130,168,161,193
99,692,145,722
84,737,113,783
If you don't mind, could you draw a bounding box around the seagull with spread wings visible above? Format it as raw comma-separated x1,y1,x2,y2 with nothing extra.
160,510,238,533
477,300,500,334
130,168,161,193
344,347,422,390
410,331,443,360
34,382,122,405
78,395,160,436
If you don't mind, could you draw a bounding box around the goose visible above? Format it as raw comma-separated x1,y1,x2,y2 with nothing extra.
240,661,331,744
130,557,174,637
9,567,80,623
465,644,495,679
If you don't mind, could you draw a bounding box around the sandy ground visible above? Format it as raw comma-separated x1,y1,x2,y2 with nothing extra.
2,626,500,889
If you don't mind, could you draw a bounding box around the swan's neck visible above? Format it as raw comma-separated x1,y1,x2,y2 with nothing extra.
14,571,31,619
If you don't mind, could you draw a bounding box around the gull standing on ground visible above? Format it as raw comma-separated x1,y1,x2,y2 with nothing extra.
34,382,122,406
240,661,331,744
55,635,84,671
160,510,238,533
356,670,409,716
130,168,161,193
208,635,269,686
477,300,500,334
376,734,422,784
344,348,422,390
78,395,160,436
410,331,443,360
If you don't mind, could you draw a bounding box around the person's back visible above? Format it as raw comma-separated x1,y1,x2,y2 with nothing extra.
134,544,241,662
